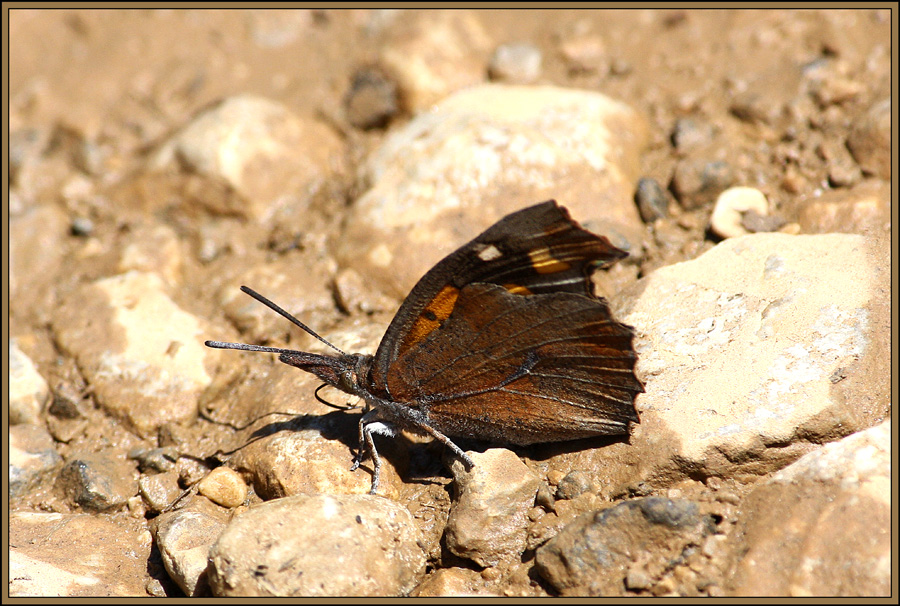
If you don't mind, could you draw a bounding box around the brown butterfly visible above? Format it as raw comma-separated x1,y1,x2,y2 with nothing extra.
206,200,643,493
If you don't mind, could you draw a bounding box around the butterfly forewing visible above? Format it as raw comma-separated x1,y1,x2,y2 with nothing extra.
369,200,627,393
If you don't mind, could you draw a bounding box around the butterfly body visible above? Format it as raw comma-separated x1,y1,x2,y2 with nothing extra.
207,200,643,493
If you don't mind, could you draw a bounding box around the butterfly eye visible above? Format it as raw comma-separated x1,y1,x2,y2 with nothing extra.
338,370,358,394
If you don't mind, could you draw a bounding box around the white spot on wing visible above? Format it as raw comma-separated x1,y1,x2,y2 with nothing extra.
477,244,503,261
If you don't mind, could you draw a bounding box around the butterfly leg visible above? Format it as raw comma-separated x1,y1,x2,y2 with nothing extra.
351,411,398,494
417,424,475,470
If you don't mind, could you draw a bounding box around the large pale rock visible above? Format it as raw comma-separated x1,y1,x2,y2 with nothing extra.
535,497,715,596
9,512,152,597
150,94,341,218
377,11,492,112
444,449,542,567
9,339,50,425
727,420,891,596
153,509,227,597
52,271,221,436
338,84,648,299
619,233,884,483
208,494,425,596
9,424,63,497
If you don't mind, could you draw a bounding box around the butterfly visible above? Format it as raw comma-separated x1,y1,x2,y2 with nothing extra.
206,200,643,493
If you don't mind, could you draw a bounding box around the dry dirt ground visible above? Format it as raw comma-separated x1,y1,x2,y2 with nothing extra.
8,8,893,598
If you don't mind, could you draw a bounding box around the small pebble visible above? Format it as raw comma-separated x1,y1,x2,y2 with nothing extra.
671,159,735,210
9,341,50,425
488,43,542,83
546,470,565,486
556,470,593,500
344,66,399,130
535,484,556,510
741,208,785,233
635,177,669,222
671,117,714,152
129,447,180,473
710,186,769,239
70,216,94,237
481,566,502,581
139,471,183,514
197,466,248,508
847,98,890,179
59,452,138,512
626,568,653,591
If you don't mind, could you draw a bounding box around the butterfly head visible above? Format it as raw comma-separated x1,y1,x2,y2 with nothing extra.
278,351,374,398
205,286,380,399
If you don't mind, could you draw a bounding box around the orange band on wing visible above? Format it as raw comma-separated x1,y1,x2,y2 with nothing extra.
399,285,460,354
528,247,571,274
503,283,533,295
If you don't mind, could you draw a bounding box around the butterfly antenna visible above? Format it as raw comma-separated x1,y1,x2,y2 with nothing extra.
234,285,346,355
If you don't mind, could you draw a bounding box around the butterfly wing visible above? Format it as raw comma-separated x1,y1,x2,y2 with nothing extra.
385,283,641,444
368,200,630,396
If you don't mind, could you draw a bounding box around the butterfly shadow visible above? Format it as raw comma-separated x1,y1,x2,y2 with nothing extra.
232,408,454,489
520,433,635,463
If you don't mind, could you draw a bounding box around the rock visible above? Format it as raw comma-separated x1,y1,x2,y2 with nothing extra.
344,66,400,130
149,94,341,219
215,255,337,346
709,186,769,239
9,339,50,425
10,203,68,324
556,470,594,500
412,567,495,597
635,177,670,223
9,424,63,498
52,271,221,437
535,497,714,595
138,470,183,514
618,232,887,486
45,382,89,443
740,210,786,234
229,415,404,500
129,446,180,473
444,449,541,567
208,494,425,596
338,84,648,299
117,224,183,286
727,421,890,596
784,180,890,235
809,74,864,107
9,512,152,597
58,451,139,511
846,98,890,179
197,466,248,508
728,63,804,128
817,138,862,188
488,43,543,83
670,118,715,152
558,24,607,74
333,267,398,315
377,11,491,112
670,159,735,210
70,216,94,236
153,509,227,597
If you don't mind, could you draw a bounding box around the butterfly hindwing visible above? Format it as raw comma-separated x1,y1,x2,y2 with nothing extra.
385,283,641,444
